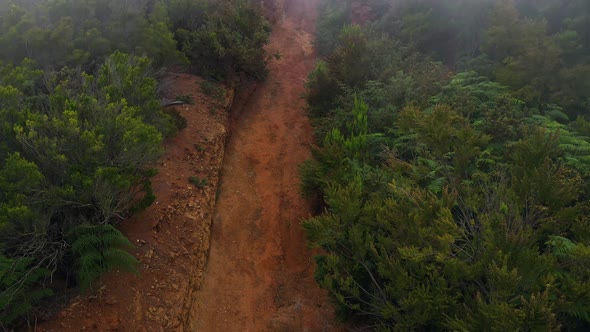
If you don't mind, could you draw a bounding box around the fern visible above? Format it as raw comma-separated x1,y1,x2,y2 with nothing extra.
566,304,590,323
547,109,570,123
0,256,52,325
69,224,138,291
546,235,576,258
427,177,446,194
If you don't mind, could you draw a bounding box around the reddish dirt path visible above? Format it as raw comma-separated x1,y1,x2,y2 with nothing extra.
186,0,341,331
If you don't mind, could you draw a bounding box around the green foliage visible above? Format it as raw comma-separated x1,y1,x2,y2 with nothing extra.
69,224,138,291
0,0,186,70
306,24,447,137
528,115,590,176
0,256,52,325
304,1,590,329
0,0,271,78
199,80,225,101
163,108,188,131
376,0,493,64
431,71,509,115
175,94,195,105
189,176,209,189
315,0,351,56
175,0,272,79
324,97,370,161
0,47,167,329
359,0,590,117
130,171,158,213
304,98,590,330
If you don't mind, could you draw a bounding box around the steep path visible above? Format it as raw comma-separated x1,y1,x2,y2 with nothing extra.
187,0,340,330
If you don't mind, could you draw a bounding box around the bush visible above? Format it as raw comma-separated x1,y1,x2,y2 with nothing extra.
199,81,225,101
315,0,351,56
189,176,209,189
163,108,188,131
0,256,52,325
175,94,195,105
175,0,272,79
0,53,165,326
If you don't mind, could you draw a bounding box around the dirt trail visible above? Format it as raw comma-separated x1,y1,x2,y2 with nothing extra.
187,0,340,330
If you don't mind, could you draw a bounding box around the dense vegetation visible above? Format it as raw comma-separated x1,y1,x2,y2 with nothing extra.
303,0,590,330
0,0,270,326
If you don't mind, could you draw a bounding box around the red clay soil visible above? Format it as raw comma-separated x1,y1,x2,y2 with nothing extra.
186,0,341,331
38,74,233,331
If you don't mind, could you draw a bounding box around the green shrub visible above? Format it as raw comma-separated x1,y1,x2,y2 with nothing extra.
163,108,188,131
0,256,52,325
189,176,209,189
175,94,195,105
175,0,272,79
199,81,225,101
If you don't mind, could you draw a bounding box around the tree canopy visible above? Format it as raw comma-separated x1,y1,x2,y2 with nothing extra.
304,0,590,330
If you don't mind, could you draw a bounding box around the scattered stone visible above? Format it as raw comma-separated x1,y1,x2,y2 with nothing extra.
145,250,154,259
104,296,118,305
